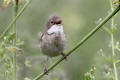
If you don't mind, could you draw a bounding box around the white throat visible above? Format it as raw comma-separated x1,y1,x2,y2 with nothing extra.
47,25,63,34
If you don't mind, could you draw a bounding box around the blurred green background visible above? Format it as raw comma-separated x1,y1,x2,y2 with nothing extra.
0,0,120,80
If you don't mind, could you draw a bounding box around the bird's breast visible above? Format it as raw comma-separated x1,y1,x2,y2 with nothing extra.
40,28,66,57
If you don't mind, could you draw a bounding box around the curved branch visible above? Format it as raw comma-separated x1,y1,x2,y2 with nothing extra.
33,6,120,80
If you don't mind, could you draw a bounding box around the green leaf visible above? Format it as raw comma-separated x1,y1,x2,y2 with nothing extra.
0,47,6,58
113,0,120,5
84,66,96,80
25,59,32,68
4,32,16,44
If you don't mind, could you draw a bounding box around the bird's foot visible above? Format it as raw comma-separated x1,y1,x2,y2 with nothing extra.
44,67,48,75
44,56,49,75
61,52,67,60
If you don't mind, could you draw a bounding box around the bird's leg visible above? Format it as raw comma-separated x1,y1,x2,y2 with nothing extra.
61,52,67,60
44,64,48,75
44,56,49,75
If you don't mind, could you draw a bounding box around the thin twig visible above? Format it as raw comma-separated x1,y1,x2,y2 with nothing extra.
115,46,120,52
0,0,32,40
33,6,120,80
109,0,118,80
116,60,120,64
13,0,19,80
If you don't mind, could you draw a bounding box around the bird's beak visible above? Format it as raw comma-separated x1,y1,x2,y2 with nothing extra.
56,24,62,26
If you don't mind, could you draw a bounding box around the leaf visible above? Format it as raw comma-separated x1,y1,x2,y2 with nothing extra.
113,0,120,5
84,65,96,80
16,40,24,47
4,32,16,43
0,47,6,58
25,59,32,68
6,46,23,54
19,0,24,3
2,0,13,9
103,27,112,34
2,0,25,9
6,46,17,53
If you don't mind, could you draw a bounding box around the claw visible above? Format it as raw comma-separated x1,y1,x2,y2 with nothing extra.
44,66,48,75
44,56,49,75
61,52,67,60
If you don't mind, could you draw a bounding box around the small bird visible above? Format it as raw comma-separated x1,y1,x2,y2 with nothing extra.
40,15,67,73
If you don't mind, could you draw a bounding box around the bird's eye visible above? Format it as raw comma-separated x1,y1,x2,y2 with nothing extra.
51,21,54,24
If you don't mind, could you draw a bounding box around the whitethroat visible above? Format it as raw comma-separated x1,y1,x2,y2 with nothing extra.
40,15,67,74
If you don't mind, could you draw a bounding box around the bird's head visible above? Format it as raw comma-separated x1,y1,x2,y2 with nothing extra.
46,15,62,29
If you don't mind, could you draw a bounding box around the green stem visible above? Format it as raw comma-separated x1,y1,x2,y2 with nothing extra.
0,0,32,40
116,60,120,64
115,47,120,52
112,34,118,80
109,0,118,80
33,6,120,80
13,53,17,80
13,0,18,80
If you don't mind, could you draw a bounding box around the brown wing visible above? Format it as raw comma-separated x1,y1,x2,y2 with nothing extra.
40,32,44,42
